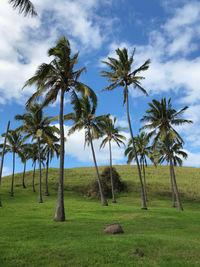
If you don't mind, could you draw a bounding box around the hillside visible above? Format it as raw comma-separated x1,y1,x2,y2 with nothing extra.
1,165,200,266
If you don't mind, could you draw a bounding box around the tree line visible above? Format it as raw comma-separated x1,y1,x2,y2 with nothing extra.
0,35,192,221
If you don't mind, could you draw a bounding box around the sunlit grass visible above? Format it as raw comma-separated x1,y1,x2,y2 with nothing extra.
1,165,200,266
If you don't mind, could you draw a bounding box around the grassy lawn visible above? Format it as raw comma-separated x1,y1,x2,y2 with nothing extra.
0,165,200,266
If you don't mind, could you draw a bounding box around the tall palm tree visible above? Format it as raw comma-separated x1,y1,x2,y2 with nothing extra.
0,130,23,197
141,98,192,210
15,104,58,203
0,120,10,207
124,132,152,202
99,116,126,203
64,95,108,206
101,47,150,209
23,36,96,221
19,143,32,188
9,0,37,16
42,136,60,196
154,136,187,210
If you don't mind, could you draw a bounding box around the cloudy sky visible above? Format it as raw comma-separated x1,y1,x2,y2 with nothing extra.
1,0,200,176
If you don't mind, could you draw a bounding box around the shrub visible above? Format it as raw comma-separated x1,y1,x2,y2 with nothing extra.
87,167,126,199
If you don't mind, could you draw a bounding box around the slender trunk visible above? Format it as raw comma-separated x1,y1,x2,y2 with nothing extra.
170,158,183,211
54,88,65,221
0,120,10,206
142,161,148,202
126,90,147,209
32,161,36,192
10,152,15,197
88,128,108,206
169,163,175,208
38,137,43,203
45,151,50,196
109,139,116,203
22,160,26,188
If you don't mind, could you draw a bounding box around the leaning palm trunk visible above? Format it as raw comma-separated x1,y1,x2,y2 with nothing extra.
109,140,116,203
126,91,147,209
170,158,183,211
37,137,43,203
142,161,147,202
169,164,175,208
10,152,15,197
54,88,65,221
45,151,50,196
22,160,26,188
88,128,108,206
32,162,36,192
0,120,10,206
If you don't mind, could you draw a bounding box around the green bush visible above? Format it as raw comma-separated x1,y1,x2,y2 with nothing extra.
87,167,126,198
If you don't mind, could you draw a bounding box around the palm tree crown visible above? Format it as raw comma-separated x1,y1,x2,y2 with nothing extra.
140,97,193,147
9,0,37,16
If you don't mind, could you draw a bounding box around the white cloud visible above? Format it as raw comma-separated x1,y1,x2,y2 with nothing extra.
62,124,130,165
0,0,115,104
183,149,200,167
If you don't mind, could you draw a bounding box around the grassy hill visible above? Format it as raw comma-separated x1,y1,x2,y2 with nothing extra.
1,165,200,266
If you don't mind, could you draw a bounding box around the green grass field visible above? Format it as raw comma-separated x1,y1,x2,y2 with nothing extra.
0,165,200,266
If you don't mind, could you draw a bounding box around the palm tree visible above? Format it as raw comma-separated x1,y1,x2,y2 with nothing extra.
9,0,37,16
140,98,192,147
64,95,108,206
0,130,23,197
141,98,192,210
42,136,60,196
124,132,152,202
101,47,150,209
154,136,187,210
19,143,32,188
0,120,10,207
23,36,96,221
15,104,58,203
99,116,126,203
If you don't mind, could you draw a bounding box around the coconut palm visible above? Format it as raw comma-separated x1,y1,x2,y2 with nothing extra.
64,95,108,206
9,0,37,16
0,130,23,197
99,116,126,203
154,136,187,210
0,120,10,207
125,132,152,202
19,143,32,188
140,98,192,147
23,36,96,221
15,104,58,203
42,136,60,196
101,47,150,209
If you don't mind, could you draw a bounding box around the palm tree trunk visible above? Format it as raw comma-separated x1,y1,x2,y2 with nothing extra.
126,90,147,210
169,163,175,208
109,139,116,203
88,128,108,206
37,137,43,203
10,152,15,197
0,120,10,206
142,161,148,202
54,88,65,221
22,160,26,188
32,161,36,192
170,158,183,211
45,151,50,196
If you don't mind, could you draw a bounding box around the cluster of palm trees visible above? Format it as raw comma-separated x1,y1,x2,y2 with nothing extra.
0,34,192,220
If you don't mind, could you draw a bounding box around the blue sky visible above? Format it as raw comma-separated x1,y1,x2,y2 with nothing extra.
1,0,200,176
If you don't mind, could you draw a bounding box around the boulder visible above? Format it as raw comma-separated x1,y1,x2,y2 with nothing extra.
104,223,124,234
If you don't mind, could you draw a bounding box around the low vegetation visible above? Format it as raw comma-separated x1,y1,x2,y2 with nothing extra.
1,165,200,266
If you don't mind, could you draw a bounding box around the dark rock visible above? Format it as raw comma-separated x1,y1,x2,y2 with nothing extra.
104,223,124,234
134,249,144,257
